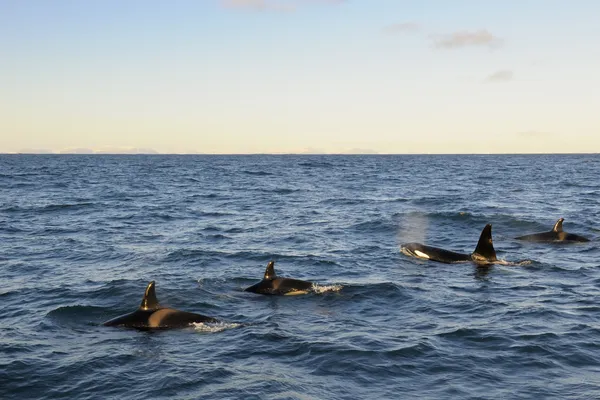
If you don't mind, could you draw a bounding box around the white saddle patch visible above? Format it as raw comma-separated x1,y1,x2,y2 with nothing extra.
414,250,430,259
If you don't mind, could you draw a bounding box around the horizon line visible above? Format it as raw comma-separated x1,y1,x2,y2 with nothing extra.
2,152,599,156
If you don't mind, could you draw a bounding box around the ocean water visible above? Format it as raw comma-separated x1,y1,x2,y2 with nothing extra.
1,154,599,399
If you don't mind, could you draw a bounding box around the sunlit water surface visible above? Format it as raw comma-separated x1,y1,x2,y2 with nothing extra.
1,154,599,399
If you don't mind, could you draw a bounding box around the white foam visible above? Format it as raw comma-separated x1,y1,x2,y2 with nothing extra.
191,321,242,333
311,283,343,294
495,259,533,266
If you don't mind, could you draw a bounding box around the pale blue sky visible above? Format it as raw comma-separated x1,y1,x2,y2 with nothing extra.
1,0,599,153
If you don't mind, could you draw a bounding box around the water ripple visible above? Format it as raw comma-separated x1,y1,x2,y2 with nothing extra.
1,154,600,399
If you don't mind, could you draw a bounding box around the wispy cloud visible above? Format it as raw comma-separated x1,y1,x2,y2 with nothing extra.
219,0,345,12
485,70,514,83
220,0,284,12
432,29,502,49
312,0,345,4
383,22,420,34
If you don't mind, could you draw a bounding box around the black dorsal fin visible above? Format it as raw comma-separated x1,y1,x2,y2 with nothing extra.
139,281,160,310
553,218,564,232
264,261,276,280
472,224,497,261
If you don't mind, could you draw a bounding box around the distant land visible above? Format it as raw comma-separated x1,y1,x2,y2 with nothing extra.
3,148,598,155
7,147,381,155
13,147,160,155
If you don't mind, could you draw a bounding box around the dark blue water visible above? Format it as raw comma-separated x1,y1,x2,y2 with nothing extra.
1,154,599,399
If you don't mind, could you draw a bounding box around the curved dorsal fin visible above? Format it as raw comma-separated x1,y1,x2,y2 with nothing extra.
472,224,497,261
264,261,277,280
139,281,160,310
552,218,564,232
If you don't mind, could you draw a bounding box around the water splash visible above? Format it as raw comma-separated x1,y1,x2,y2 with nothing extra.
495,259,533,266
312,283,343,294
397,212,430,247
192,321,243,333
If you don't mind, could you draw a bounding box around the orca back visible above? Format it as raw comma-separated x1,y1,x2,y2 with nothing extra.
245,261,314,295
401,243,471,263
104,281,218,329
516,218,590,242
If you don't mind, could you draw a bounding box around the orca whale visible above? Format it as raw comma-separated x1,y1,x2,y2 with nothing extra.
401,224,498,264
516,218,590,243
244,261,314,295
103,281,218,329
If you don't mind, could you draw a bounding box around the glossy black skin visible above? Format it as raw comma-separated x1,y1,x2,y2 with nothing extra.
516,218,590,243
401,224,498,265
103,309,218,330
245,261,314,295
245,277,314,295
103,281,218,330
400,243,472,263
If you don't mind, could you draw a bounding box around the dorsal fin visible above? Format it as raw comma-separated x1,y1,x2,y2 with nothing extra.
472,224,497,261
264,261,276,280
552,218,564,232
139,281,160,310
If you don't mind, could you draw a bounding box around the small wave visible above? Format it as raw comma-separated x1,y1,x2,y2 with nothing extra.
351,219,396,233
298,161,334,168
495,259,533,266
193,211,233,218
311,284,343,294
1,202,95,213
47,305,106,318
148,212,178,221
396,210,477,222
165,248,209,261
336,282,408,300
41,202,95,212
46,305,109,328
0,224,25,233
192,321,243,333
224,227,246,233
205,234,230,241
269,188,299,195
198,193,220,199
437,327,484,340
321,198,366,206
242,170,273,176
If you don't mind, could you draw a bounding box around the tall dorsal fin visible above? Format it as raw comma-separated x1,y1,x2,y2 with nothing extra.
264,261,277,280
472,224,497,261
139,281,160,310
552,218,564,232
